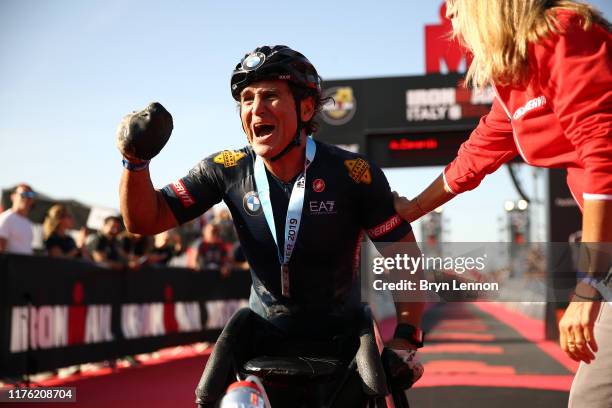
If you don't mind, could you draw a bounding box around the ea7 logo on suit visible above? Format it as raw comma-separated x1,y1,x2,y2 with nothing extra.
309,200,336,215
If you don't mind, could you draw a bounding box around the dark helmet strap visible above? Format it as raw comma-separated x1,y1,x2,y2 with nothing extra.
270,96,303,162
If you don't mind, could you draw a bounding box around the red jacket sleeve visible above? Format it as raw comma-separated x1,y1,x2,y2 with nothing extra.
537,13,612,199
443,98,517,194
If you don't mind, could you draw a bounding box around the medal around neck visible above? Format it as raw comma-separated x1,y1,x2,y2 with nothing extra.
254,137,317,298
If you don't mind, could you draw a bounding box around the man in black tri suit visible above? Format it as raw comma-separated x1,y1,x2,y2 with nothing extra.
117,45,425,406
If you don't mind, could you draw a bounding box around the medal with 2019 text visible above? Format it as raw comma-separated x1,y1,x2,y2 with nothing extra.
254,137,316,298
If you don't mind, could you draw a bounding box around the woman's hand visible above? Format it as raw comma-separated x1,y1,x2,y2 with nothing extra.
392,174,455,223
393,192,423,223
559,300,601,363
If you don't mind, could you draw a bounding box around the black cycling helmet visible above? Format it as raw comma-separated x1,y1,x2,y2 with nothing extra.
231,45,321,162
231,45,321,101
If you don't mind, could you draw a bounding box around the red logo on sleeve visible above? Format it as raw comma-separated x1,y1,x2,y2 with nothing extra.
367,214,402,238
171,180,195,208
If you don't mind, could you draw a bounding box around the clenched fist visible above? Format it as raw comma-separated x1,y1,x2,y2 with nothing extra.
116,102,173,161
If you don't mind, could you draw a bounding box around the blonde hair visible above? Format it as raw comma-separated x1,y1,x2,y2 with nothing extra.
43,204,70,239
446,0,608,88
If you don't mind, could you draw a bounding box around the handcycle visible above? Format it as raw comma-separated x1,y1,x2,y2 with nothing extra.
195,306,414,407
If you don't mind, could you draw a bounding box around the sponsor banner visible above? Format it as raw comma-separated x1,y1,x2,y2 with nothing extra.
321,87,357,126
318,74,493,132
316,73,495,168
405,86,493,122
0,254,250,376
424,3,472,75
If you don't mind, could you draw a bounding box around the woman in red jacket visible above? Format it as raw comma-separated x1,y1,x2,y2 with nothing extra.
394,1,611,406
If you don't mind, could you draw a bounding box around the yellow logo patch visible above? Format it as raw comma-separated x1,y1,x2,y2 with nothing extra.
344,158,372,184
213,150,246,168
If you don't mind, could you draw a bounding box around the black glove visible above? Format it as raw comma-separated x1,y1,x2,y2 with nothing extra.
116,102,173,161
381,347,424,390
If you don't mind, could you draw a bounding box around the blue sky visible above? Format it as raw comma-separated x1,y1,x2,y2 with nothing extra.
1,0,611,241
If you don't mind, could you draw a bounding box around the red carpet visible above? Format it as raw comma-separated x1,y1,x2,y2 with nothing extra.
3,347,213,408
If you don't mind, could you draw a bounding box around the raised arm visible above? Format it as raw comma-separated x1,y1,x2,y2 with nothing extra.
120,168,177,235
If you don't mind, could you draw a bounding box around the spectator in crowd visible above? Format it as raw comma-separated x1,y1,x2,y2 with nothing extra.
119,230,153,269
0,183,35,254
202,208,216,226
214,208,237,244
43,204,88,259
150,230,183,266
87,215,125,270
188,223,229,275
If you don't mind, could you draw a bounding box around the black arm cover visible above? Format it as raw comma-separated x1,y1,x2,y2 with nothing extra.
355,307,389,396
195,308,255,407
116,102,173,161
381,348,417,390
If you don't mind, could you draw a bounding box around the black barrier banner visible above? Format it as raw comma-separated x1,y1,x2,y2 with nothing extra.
0,254,251,377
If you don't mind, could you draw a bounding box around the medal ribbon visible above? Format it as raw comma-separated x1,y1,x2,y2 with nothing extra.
254,136,316,297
